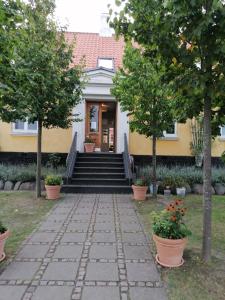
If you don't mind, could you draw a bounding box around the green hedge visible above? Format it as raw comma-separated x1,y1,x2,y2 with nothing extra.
137,165,225,186
0,164,65,183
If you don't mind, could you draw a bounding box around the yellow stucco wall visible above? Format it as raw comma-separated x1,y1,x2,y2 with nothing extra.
0,121,72,153
129,120,225,157
1,119,225,157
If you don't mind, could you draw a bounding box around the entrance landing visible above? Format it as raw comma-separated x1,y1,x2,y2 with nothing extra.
0,194,167,300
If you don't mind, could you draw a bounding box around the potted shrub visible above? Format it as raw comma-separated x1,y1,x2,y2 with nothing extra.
152,199,191,267
45,175,62,200
0,221,9,262
162,176,176,195
84,136,95,152
175,178,186,197
132,178,149,201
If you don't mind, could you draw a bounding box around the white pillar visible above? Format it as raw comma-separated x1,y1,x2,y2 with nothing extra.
116,103,129,153
73,99,85,152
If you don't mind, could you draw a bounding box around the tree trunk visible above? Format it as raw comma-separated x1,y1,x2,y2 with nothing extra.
36,120,42,198
152,135,157,198
202,95,212,262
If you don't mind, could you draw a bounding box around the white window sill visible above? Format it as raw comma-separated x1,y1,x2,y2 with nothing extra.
160,136,179,141
11,132,37,136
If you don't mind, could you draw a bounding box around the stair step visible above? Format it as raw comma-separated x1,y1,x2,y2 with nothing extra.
76,162,124,168
74,167,125,173
62,185,132,194
71,178,128,186
73,173,125,179
78,152,123,158
78,157,123,163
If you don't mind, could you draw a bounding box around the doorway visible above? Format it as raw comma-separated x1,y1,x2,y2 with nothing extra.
85,101,116,152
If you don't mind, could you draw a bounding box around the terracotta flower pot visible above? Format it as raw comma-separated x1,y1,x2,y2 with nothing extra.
0,230,10,262
132,185,148,201
153,234,187,267
84,143,95,152
45,185,61,200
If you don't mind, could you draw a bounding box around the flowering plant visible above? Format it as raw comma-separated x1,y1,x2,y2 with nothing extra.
151,200,191,239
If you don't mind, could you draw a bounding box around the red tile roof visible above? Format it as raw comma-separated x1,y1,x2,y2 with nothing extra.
65,32,125,71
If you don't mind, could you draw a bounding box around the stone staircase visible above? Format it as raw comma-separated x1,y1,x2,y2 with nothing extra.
62,152,132,193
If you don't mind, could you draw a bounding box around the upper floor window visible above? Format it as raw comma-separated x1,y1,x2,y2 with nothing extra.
12,119,38,134
163,122,177,138
98,58,114,70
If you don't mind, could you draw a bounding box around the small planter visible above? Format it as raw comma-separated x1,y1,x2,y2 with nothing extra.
132,185,148,201
45,185,61,200
84,143,95,153
0,230,10,262
153,234,187,267
149,184,159,195
176,187,186,197
164,189,171,197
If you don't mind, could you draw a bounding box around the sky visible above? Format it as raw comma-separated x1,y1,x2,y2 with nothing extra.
55,0,116,33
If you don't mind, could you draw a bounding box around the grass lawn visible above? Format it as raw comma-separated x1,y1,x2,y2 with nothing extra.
135,195,225,300
0,191,55,271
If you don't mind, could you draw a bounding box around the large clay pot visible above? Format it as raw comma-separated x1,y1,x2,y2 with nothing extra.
153,234,187,267
132,185,148,201
84,143,95,153
45,185,61,200
0,230,10,262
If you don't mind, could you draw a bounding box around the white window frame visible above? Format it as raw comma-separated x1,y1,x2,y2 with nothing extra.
220,126,225,139
163,122,178,138
97,58,114,70
12,119,38,134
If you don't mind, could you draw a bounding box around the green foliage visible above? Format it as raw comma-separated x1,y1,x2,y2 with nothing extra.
45,175,62,186
112,44,174,139
0,0,84,126
220,151,225,165
138,165,225,186
152,200,191,239
134,177,149,186
46,153,61,169
0,164,65,182
0,221,7,234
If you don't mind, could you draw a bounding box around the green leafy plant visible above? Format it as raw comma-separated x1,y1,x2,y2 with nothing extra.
152,200,191,239
0,221,7,234
84,136,94,143
134,177,149,186
47,153,61,169
45,175,62,186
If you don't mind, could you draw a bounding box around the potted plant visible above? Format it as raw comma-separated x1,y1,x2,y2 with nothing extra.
0,221,9,262
175,178,186,197
84,136,95,152
132,177,149,201
152,199,191,267
45,175,62,200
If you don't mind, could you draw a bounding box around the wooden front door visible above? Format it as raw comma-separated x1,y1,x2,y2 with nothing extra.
86,102,101,150
85,101,116,152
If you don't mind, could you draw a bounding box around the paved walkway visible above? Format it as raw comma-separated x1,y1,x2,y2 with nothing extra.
0,194,167,300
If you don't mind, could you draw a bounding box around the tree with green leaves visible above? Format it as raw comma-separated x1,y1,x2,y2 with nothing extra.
112,45,174,197
0,0,84,198
0,0,24,98
110,0,225,261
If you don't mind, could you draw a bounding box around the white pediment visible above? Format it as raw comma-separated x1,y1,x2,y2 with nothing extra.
86,68,115,85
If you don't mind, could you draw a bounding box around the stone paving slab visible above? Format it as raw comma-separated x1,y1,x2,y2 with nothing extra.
0,194,167,300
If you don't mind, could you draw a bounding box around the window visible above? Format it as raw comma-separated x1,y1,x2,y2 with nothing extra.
98,58,114,70
89,105,99,133
163,122,177,138
12,119,38,134
220,126,225,138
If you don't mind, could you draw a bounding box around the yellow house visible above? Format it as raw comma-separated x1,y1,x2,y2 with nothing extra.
0,29,225,166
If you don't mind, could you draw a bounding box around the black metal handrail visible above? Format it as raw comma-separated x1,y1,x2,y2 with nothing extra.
65,132,78,184
123,133,133,184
